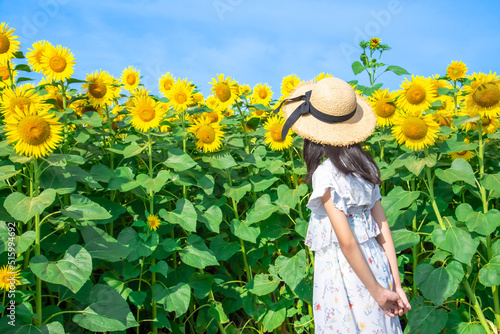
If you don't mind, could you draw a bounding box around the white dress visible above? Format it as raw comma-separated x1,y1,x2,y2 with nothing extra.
305,159,403,334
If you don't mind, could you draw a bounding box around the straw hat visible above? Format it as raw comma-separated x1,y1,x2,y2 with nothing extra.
276,77,376,146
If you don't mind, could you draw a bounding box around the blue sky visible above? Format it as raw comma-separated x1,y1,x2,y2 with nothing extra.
1,0,499,98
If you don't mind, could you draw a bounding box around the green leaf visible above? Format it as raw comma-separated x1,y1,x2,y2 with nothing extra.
209,234,240,261
276,184,308,213
483,173,500,192
223,181,252,202
13,322,66,334
381,186,420,218
117,228,158,261
391,229,420,252
435,158,476,186
246,194,278,224
432,227,479,264
159,198,197,232
249,174,279,192
61,194,112,221
439,133,478,153
40,166,77,194
402,153,437,175
407,301,448,334
384,65,410,75
208,301,229,324
107,141,145,158
246,274,280,296
73,284,138,332
455,323,487,334
179,234,219,269
275,250,307,290
202,153,237,169
150,260,171,278
15,231,36,253
164,148,197,172
479,256,500,287
108,167,139,192
153,283,191,317
351,61,365,75
0,165,20,181
30,244,92,293
415,261,463,305
198,205,223,233
82,226,131,262
136,170,171,193
4,189,56,223
128,290,147,308
73,111,103,127
262,299,287,332
230,219,260,243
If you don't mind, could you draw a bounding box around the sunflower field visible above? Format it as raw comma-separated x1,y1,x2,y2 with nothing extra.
0,23,499,334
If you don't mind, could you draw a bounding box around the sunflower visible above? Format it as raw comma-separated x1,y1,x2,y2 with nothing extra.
369,88,398,127
446,61,468,81
369,37,381,49
463,72,500,117
238,84,252,97
82,70,117,107
26,40,53,73
461,115,500,134
397,75,435,113
430,74,453,97
158,72,175,97
166,78,194,112
131,86,151,99
189,116,224,153
120,66,140,92
147,214,161,231
205,95,220,111
0,23,21,61
73,100,105,118
0,59,16,85
349,83,364,96
0,265,20,291
315,72,333,82
251,83,273,106
449,150,475,161
391,110,440,151
249,106,266,118
40,45,75,82
4,104,63,158
210,74,239,109
263,115,293,151
129,95,165,132
203,109,224,124
0,83,42,118
192,92,204,106
280,74,301,98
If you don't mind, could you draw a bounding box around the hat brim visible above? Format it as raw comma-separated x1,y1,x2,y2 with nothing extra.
281,81,377,146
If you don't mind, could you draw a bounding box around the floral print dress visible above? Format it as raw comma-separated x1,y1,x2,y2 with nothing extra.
305,159,403,334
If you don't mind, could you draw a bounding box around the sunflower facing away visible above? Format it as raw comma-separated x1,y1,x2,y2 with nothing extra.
391,110,440,151
4,104,63,158
0,23,21,61
26,40,53,73
147,214,161,231
82,70,117,107
189,116,224,153
251,83,273,107
315,72,333,82
460,114,500,135
463,72,500,117
397,75,435,113
280,74,301,98
210,74,239,109
0,265,20,291
120,66,140,92
129,95,165,132
166,78,194,112
369,88,398,127
449,150,475,162
40,44,75,82
0,83,42,118
0,59,16,85
446,61,468,81
263,115,293,151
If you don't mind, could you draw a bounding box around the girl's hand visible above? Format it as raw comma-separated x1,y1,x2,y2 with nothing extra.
372,287,405,317
395,286,411,315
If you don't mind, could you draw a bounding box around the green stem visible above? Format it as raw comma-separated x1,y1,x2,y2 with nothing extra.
181,110,187,199
424,149,445,229
136,259,145,334
412,215,419,297
6,60,15,89
33,159,42,326
462,279,494,334
288,148,303,220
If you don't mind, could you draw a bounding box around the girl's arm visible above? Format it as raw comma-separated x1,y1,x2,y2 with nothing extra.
321,188,404,317
371,200,411,313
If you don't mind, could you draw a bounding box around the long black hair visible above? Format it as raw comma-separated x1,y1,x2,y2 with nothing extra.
303,138,382,185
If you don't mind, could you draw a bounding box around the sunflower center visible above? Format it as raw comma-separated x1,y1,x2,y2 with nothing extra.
452,68,462,77
215,83,231,102
482,118,491,126
197,125,216,143
49,55,67,73
18,115,51,145
138,105,156,122
376,100,396,117
163,79,173,91
89,81,107,99
458,150,468,156
0,66,9,80
0,33,10,54
259,89,267,99
270,124,283,142
206,112,219,123
401,117,428,140
406,85,426,105
126,74,136,85
175,92,187,104
12,97,31,113
472,83,500,108
256,109,264,116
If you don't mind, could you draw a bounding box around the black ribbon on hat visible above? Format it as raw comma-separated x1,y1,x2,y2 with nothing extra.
273,90,357,141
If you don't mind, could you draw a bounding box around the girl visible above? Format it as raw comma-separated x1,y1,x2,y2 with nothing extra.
274,77,410,333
